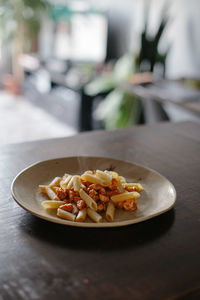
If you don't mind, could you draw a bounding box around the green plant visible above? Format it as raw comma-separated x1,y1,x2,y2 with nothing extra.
85,6,168,130
85,53,141,129
136,14,168,75
0,0,49,37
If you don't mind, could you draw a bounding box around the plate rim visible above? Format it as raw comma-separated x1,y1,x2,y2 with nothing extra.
11,156,177,228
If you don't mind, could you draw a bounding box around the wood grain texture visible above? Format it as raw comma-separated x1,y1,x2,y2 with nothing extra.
0,121,200,300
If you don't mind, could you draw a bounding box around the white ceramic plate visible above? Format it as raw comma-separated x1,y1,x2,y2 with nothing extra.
11,156,176,228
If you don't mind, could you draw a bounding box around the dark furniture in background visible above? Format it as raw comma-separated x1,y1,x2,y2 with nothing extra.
23,64,95,132
23,66,200,133
0,121,200,299
121,79,200,122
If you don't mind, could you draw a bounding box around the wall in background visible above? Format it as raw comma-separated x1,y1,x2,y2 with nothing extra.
85,0,200,79
0,0,200,80
165,0,200,78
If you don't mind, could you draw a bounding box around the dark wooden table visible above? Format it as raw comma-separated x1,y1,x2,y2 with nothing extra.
1,121,200,300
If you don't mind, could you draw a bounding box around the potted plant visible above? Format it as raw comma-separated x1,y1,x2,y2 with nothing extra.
85,7,168,130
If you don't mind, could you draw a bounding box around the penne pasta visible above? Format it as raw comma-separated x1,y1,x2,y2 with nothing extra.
60,175,72,189
124,183,144,192
73,175,81,192
49,176,61,188
79,189,97,211
39,169,144,223
57,208,76,221
42,200,64,209
87,208,102,223
118,176,126,183
39,185,48,193
52,186,59,193
105,170,119,179
72,203,79,215
106,201,115,222
83,170,93,175
111,191,140,203
66,176,74,189
81,173,104,185
46,187,60,200
118,181,125,193
76,208,87,222
95,170,112,185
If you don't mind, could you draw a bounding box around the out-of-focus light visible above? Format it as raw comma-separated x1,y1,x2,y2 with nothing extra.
69,1,90,12
19,54,40,71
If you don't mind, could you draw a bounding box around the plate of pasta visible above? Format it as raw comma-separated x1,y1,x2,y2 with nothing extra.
11,156,176,227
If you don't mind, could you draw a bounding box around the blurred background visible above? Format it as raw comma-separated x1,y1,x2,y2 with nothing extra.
0,0,200,144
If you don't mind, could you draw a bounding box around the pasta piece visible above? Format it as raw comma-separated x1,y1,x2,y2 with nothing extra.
60,175,72,189
79,189,97,211
39,185,48,193
81,183,86,189
72,203,79,215
46,187,60,200
124,183,144,192
105,170,118,179
87,208,102,223
106,201,115,222
95,170,112,185
52,186,60,193
73,175,81,192
76,208,87,222
118,181,125,193
49,177,61,188
66,176,74,189
111,191,140,203
118,176,126,183
63,173,69,177
81,174,104,185
42,200,64,209
84,170,93,175
57,208,76,221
